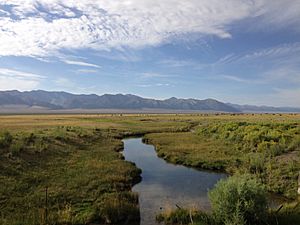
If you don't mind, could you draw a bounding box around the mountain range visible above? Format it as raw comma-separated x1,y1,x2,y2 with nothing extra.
0,90,299,113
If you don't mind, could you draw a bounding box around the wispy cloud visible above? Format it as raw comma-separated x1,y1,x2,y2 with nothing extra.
214,54,240,65
75,69,98,74
62,60,101,68
137,83,172,88
159,59,197,68
0,68,45,79
1,1,299,58
140,72,176,79
239,42,300,62
220,75,252,83
0,67,44,90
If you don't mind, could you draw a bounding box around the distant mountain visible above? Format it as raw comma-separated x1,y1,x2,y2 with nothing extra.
0,90,299,113
0,90,239,112
227,103,300,113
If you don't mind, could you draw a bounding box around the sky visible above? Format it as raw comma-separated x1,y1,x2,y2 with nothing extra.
0,0,300,107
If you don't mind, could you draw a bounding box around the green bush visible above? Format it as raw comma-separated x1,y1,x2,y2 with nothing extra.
208,174,267,225
0,131,13,148
248,153,266,174
10,141,23,156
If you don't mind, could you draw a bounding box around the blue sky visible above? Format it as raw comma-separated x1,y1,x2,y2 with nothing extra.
0,0,300,107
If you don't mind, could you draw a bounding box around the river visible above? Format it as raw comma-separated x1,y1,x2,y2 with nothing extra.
122,138,227,225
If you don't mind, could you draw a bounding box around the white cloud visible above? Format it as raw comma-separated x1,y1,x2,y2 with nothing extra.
0,0,299,57
62,59,101,68
76,69,98,73
252,0,300,32
137,83,171,88
159,59,198,68
0,68,45,79
0,68,44,90
241,42,300,61
141,72,175,79
221,75,251,83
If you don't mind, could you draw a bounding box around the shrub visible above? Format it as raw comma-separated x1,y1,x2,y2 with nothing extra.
10,141,23,156
248,153,266,174
208,174,267,225
0,131,13,148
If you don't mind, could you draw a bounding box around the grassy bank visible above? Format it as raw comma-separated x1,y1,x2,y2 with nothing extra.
143,115,300,199
0,114,195,224
156,201,300,225
0,127,143,224
156,174,300,225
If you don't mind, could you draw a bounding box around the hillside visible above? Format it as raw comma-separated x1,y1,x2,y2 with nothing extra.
0,90,239,112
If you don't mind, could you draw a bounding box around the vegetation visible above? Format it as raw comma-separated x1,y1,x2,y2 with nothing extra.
0,113,299,224
0,114,193,224
0,127,142,225
209,174,268,225
156,208,214,225
157,174,300,225
144,120,300,199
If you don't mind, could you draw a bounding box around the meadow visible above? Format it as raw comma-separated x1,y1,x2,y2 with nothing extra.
0,113,299,225
144,114,300,199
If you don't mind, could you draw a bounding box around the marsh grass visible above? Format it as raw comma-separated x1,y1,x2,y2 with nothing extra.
145,119,300,199
0,127,141,225
0,113,299,224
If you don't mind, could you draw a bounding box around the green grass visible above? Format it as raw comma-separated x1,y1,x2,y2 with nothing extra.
156,208,214,225
143,132,235,170
156,198,300,225
0,127,141,225
0,113,299,224
144,120,300,199
157,174,300,225
0,114,198,224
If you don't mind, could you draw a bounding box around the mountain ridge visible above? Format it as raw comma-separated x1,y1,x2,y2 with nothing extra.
0,90,299,113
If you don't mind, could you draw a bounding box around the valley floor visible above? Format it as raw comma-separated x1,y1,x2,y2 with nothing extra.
0,113,299,224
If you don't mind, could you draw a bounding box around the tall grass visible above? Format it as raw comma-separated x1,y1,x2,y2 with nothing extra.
0,127,141,224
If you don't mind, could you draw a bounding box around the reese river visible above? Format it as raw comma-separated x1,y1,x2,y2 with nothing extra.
122,138,227,225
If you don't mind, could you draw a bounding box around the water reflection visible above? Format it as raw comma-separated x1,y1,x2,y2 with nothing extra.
123,138,227,225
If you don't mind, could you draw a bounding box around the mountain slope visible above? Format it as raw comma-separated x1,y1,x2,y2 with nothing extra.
227,103,300,113
0,90,239,112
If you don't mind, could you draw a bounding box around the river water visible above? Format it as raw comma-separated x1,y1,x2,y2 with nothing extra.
122,138,227,225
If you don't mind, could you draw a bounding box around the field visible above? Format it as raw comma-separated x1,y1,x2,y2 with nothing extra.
0,113,299,225
144,114,300,199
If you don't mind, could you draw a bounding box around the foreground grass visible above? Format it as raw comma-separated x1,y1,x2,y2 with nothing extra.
157,174,300,225
157,203,300,225
0,127,142,224
0,114,194,224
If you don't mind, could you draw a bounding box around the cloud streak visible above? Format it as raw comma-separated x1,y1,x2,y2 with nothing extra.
0,67,44,90
63,60,101,68
75,69,98,74
0,0,299,58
